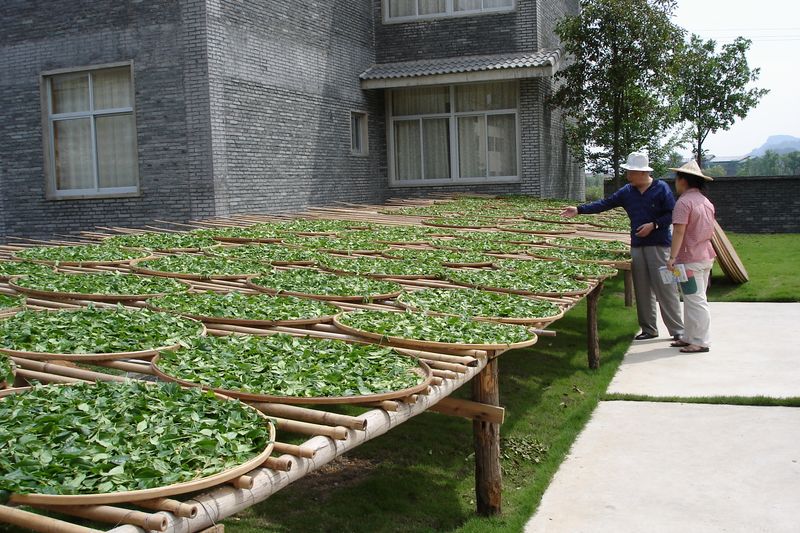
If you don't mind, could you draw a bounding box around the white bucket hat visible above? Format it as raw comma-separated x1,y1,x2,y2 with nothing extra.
620,152,653,172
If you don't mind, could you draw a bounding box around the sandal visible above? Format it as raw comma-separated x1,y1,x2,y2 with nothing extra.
680,345,710,353
671,340,690,347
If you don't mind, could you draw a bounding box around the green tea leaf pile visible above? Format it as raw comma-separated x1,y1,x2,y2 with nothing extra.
0,294,23,311
14,245,149,264
133,255,272,278
447,268,590,295
105,232,216,251
531,247,629,263
282,234,389,253
425,217,497,229
337,310,536,346
0,307,203,355
209,244,324,264
499,222,576,234
498,258,618,279
249,269,402,300
398,288,561,320
0,381,271,495
149,291,338,322
318,255,442,278
382,248,492,265
281,219,372,233
0,354,13,384
12,272,187,297
0,261,54,280
546,237,630,253
193,225,285,242
156,334,423,398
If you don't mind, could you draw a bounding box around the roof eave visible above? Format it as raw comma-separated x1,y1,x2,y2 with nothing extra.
360,63,558,89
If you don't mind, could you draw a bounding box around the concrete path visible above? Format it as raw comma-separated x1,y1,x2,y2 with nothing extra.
525,302,800,533
524,401,800,533
608,302,800,398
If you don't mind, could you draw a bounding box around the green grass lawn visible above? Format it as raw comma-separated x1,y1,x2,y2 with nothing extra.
708,233,800,302
224,275,638,533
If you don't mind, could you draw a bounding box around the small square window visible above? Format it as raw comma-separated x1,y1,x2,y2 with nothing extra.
351,112,368,156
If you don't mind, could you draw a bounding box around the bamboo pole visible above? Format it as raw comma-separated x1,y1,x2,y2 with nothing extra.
136,498,198,519
9,357,128,383
428,397,505,425
34,505,168,532
230,475,253,490
263,456,293,472
0,505,103,533
272,442,316,459
90,360,156,375
249,402,367,431
272,417,349,441
15,369,87,385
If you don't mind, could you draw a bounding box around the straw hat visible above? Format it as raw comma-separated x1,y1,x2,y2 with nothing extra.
669,159,714,181
620,152,653,172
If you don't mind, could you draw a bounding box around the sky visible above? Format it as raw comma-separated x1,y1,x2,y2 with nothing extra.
672,0,800,157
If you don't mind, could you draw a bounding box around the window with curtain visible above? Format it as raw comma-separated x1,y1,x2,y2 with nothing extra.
45,65,138,197
385,0,512,21
389,81,518,185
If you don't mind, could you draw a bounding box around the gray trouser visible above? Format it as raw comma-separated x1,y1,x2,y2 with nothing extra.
631,246,684,337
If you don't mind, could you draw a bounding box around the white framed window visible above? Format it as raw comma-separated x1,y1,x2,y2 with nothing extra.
388,81,520,187
350,111,368,156
384,0,514,23
42,63,139,199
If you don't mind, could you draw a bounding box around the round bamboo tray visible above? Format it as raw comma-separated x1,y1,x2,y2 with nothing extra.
317,266,439,281
202,247,316,267
151,354,433,405
527,253,626,267
0,311,207,362
7,277,177,303
332,314,539,352
523,215,581,225
246,278,402,302
379,252,494,269
212,236,283,244
448,279,592,298
145,302,340,327
10,252,154,268
4,385,275,506
290,231,339,237
497,226,577,236
317,248,384,256
128,258,268,281
395,300,566,326
422,220,496,230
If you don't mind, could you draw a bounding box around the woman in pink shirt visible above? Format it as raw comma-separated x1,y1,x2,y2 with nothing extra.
667,160,716,353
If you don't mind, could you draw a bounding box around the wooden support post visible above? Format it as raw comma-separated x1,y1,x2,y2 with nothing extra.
623,268,634,308
472,354,501,516
586,281,604,370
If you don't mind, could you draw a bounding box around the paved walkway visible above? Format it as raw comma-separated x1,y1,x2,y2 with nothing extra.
525,303,800,533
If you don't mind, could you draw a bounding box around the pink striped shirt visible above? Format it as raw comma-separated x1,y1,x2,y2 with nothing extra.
672,189,717,264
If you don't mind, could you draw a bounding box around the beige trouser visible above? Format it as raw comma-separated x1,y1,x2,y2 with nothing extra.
631,246,684,337
680,260,714,347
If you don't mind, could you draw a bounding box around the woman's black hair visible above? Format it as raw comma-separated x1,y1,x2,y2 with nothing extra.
676,172,708,191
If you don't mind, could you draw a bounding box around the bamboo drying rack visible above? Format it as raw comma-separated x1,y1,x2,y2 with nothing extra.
0,195,630,533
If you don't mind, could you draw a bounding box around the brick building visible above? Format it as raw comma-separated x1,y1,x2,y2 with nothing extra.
0,0,582,239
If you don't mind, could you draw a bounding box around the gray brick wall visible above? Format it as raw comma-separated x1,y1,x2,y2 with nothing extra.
665,176,800,234
204,0,385,216
0,0,214,238
373,0,537,62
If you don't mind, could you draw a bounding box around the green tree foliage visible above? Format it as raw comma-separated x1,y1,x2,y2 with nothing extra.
551,0,684,188
677,35,768,165
737,150,800,176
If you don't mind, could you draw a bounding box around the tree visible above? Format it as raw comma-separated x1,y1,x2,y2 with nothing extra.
704,165,727,178
737,150,800,176
677,35,769,166
550,0,684,189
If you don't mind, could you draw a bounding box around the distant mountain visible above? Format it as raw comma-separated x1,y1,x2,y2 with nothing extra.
748,135,800,157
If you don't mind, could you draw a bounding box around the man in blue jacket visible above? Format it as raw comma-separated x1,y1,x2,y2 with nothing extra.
561,152,684,341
